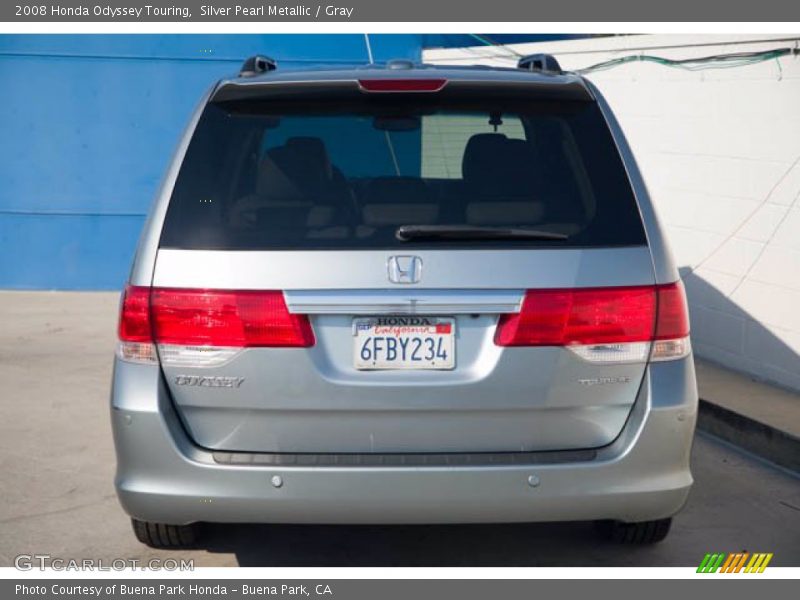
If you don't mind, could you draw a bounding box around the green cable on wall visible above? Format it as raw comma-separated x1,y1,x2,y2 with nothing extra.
576,48,797,74
464,35,798,75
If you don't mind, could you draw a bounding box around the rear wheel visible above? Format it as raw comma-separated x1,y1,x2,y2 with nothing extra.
595,518,672,544
131,518,201,549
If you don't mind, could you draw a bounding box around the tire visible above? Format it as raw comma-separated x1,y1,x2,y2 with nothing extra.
131,518,200,549
595,518,672,544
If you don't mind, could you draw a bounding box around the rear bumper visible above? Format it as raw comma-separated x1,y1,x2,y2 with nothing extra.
111,358,697,525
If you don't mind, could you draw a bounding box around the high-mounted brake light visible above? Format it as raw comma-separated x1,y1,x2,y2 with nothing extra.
116,286,315,365
495,283,690,363
358,78,448,93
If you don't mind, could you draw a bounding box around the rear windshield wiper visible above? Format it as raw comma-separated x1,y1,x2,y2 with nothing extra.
396,225,569,242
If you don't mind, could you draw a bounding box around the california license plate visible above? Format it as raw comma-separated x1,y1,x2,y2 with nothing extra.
353,316,455,370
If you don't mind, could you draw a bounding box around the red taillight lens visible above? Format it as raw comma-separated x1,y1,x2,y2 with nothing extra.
495,283,690,348
149,288,314,348
654,281,690,340
495,286,657,347
358,78,447,92
118,285,152,342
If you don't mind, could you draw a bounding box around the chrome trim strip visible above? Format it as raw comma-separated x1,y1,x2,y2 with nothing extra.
284,289,523,315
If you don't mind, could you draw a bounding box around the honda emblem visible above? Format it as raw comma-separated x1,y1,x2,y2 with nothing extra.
387,256,423,284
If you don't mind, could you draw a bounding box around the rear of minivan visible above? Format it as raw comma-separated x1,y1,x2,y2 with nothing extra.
111,61,697,548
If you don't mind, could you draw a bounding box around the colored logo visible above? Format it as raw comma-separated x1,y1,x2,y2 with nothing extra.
697,552,773,573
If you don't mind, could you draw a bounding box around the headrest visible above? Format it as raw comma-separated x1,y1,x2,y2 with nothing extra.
461,133,539,197
257,136,334,196
461,133,509,182
285,137,333,178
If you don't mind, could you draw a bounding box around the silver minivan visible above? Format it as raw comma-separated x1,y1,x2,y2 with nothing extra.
111,55,697,548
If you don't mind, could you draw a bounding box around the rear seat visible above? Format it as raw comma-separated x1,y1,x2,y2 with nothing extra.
359,176,438,229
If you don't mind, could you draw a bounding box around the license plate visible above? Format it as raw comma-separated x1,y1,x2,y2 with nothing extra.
353,317,455,370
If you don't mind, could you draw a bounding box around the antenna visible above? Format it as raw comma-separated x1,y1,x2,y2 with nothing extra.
364,34,375,64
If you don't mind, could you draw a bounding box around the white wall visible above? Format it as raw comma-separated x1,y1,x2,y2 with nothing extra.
425,35,800,391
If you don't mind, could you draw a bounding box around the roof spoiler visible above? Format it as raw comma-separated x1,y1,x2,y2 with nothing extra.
239,55,277,78
517,54,562,74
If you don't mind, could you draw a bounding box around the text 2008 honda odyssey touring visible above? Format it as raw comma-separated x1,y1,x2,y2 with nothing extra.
111,54,697,548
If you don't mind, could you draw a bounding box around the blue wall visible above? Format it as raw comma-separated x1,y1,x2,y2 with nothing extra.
0,34,421,289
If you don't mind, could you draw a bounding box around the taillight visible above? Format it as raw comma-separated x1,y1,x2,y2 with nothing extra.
495,283,690,363
651,281,691,361
117,285,157,364
116,286,314,365
495,286,657,347
653,282,690,340
150,288,314,348
118,285,152,342
358,78,447,93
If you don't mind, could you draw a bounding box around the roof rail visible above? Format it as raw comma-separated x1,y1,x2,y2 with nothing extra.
239,55,277,78
517,54,562,74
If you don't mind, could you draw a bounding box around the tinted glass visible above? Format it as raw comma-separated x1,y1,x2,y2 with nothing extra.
160,96,646,249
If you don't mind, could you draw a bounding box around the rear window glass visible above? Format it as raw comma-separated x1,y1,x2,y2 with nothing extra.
160,94,646,250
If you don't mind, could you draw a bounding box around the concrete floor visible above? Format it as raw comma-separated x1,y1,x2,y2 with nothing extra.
0,291,798,567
